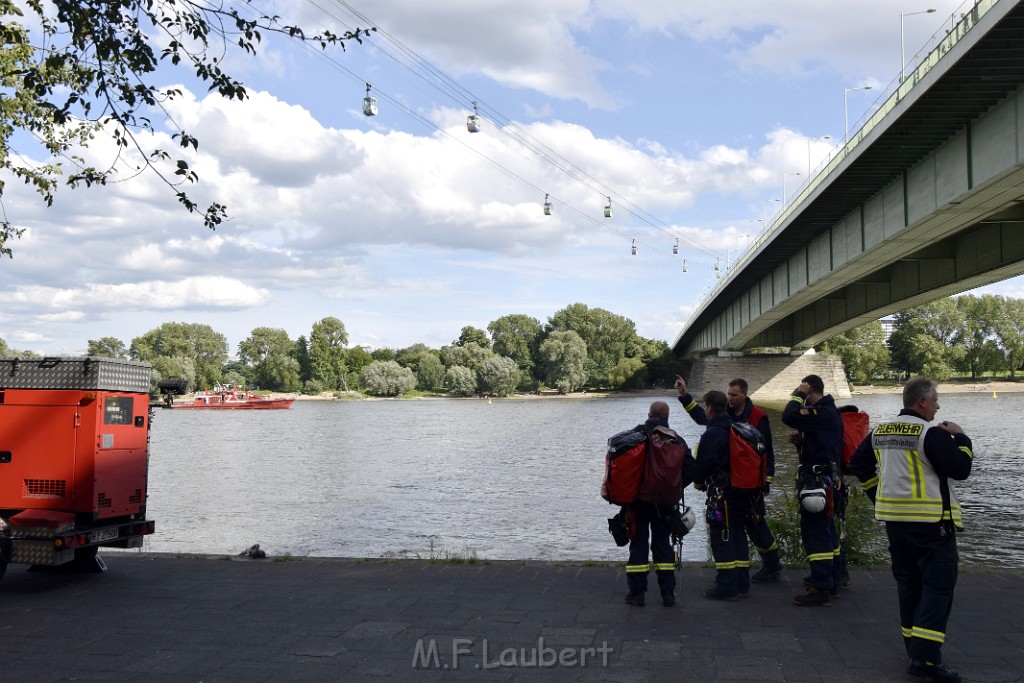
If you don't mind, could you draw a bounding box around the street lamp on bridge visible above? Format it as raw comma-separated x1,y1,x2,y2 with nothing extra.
807,135,832,175
763,198,781,229
901,9,937,83
782,172,801,205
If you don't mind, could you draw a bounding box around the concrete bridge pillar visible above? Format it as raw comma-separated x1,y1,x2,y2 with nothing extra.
684,350,851,404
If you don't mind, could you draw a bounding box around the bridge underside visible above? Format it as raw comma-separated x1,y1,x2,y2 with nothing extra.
675,1,1024,357
746,164,1024,351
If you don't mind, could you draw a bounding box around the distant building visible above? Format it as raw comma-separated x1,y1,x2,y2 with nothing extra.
880,316,896,342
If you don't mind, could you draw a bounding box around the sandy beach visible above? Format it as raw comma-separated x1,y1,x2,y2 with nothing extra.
850,380,1024,395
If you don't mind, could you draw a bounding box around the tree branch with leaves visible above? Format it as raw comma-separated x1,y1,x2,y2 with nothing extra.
0,0,374,257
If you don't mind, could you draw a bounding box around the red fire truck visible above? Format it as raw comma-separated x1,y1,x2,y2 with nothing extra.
0,357,156,581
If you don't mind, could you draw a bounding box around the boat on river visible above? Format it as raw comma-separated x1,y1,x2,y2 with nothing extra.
171,384,294,410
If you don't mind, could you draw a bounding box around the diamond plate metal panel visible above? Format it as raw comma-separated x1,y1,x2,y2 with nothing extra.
0,357,151,392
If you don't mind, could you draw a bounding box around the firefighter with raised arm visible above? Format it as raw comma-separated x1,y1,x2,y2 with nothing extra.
848,376,972,683
781,374,843,607
675,375,782,583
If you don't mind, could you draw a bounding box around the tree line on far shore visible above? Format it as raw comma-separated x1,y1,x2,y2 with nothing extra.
823,294,1024,383
4,293,1020,396
0,303,684,397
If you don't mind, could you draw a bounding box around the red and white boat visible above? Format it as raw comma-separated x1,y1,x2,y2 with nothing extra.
172,384,294,410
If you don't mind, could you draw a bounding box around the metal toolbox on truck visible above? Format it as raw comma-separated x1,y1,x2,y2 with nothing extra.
0,356,151,392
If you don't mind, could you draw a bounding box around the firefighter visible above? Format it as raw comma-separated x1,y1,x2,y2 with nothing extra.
781,374,843,607
849,376,972,683
692,390,751,600
623,401,689,608
675,376,782,583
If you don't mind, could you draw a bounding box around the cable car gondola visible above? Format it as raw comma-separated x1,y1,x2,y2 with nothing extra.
467,101,481,133
543,193,552,216
604,197,612,218
362,83,378,117
631,239,637,256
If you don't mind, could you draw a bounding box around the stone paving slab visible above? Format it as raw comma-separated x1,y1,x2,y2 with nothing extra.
0,555,1020,682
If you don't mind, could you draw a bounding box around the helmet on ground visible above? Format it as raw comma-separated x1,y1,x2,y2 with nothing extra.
799,488,827,513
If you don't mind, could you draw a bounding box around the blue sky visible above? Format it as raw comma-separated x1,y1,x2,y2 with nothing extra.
1,0,1014,356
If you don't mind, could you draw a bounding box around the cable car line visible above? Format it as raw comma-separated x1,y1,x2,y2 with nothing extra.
306,0,722,260
275,0,726,266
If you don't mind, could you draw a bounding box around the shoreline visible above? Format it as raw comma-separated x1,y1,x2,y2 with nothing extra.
287,380,1024,402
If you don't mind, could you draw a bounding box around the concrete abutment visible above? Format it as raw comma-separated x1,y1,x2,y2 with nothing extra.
682,351,850,403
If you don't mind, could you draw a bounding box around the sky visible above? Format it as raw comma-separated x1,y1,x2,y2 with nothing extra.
1,0,1019,357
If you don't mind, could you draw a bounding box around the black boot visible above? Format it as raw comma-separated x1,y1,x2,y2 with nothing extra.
908,660,961,683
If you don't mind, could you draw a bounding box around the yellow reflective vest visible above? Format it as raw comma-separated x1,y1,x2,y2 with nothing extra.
871,415,963,530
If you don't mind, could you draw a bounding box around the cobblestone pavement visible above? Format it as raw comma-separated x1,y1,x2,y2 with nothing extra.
0,555,1020,682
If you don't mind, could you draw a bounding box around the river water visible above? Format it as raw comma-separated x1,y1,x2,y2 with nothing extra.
142,392,1023,567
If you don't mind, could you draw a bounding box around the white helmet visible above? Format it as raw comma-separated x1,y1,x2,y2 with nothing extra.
800,488,827,513
680,506,697,533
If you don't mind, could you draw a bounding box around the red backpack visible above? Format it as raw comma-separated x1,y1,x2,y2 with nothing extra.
839,407,870,473
601,430,647,505
637,426,688,506
727,422,767,492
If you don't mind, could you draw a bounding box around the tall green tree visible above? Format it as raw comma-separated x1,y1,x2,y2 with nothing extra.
130,322,227,388
87,336,128,359
445,365,477,396
238,327,300,391
309,317,349,390
953,295,999,379
887,300,960,377
359,360,416,397
346,348,374,374
821,321,891,383
455,326,489,348
149,355,197,391
0,0,373,257
293,335,312,386
488,314,542,388
909,333,956,381
441,342,492,370
547,303,638,388
538,330,588,393
993,297,1024,378
415,352,445,391
476,356,519,396
638,340,683,388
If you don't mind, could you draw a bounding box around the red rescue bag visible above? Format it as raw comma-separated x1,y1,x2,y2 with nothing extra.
727,422,767,492
839,407,870,473
637,426,688,506
601,430,646,505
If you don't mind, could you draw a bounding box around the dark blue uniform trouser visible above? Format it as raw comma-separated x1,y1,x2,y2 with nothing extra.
746,493,781,569
801,507,839,590
886,522,959,663
709,494,750,596
626,503,676,595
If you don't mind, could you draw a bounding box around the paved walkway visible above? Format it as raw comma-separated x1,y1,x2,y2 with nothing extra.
0,554,1020,682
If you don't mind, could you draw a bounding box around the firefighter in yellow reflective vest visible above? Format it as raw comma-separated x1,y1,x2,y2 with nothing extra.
849,376,973,683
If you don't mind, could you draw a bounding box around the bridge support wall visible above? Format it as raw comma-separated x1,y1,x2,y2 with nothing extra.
686,352,851,404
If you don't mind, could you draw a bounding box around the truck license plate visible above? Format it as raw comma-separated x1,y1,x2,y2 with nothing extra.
88,528,120,543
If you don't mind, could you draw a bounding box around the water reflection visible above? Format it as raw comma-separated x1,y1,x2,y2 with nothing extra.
144,391,1020,567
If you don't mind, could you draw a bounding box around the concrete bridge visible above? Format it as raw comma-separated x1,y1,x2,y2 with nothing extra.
673,0,1024,401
